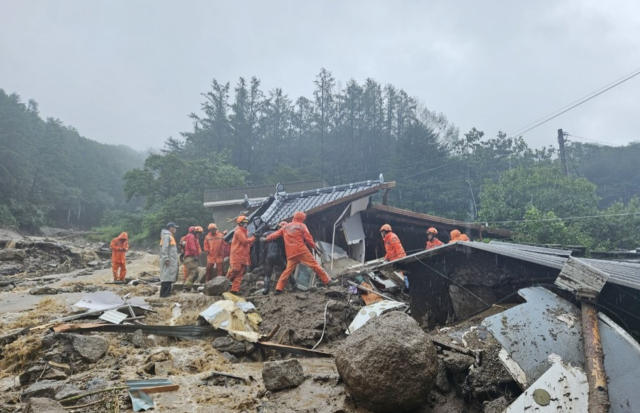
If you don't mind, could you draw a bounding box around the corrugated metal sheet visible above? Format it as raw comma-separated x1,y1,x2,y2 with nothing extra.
378,241,640,291
98,309,128,324
489,241,572,257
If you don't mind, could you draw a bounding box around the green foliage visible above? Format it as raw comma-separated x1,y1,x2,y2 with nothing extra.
479,165,600,223
0,89,144,230
0,204,17,227
514,207,592,247
121,151,246,243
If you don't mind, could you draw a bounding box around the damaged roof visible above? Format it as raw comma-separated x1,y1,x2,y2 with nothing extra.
257,178,395,227
362,204,513,239
378,241,640,292
204,179,327,206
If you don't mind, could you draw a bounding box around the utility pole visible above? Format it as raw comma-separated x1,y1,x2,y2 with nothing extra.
557,128,568,176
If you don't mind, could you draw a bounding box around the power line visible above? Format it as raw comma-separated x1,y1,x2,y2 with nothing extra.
485,211,640,225
507,67,640,138
508,67,640,137
566,134,613,146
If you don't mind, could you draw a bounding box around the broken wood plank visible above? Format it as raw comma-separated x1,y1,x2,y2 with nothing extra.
259,341,333,358
556,257,609,298
202,371,250,385
347,281,398,302
53,323,105,332
360,282,384,305
134,384,179,394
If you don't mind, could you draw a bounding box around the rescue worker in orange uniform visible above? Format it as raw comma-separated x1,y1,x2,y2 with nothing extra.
110,232,129,281
380,224,408,290
183,226,202,291
449,229,470,243
263,211,337,295
425,227,444,250
204,223,224,282
226,216,256,295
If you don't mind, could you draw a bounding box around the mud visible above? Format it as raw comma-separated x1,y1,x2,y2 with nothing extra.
0,230,522,413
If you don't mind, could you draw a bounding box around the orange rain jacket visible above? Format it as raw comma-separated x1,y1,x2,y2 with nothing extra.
230,226,255,266
449,230,470,243
204,231,224,264
383,231,406,261
110,232,129,263
426,238,444,250
266,217,316,258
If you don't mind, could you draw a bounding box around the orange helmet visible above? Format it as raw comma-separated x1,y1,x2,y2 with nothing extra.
118,232,128,240
293,211,306,222
194,226,204,233
278,221,288,227
208,223,217,230
188,226,195,233
380,224,392,232
426,227,438,235
237,215,249,224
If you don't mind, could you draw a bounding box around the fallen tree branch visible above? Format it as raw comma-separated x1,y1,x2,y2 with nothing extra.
59,386,128,404
63,398,104,410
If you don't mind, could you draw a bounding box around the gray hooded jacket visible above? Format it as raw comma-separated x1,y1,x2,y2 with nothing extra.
159,229,178,282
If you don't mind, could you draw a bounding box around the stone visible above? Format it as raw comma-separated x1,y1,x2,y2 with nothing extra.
70,334,109,362
19,366,67,386
483,396,510,413
54,384,82,401
26,397,66,413
87,260,99,267
261,359,305,391
203,277,231,296
434,357,450,393
154,360,173,376
335,311,438,413
131,329,146,348
29,286,59,295
221,352,238,363
212,337,246,355
442,350,475,373
20,380,64,402
0,249,26,262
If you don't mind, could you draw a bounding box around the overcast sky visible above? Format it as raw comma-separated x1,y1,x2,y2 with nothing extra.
1,0,639,151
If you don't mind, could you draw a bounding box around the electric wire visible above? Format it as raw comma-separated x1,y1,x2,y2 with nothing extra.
312,300,335,350
508,67,640,138
485,211,640,225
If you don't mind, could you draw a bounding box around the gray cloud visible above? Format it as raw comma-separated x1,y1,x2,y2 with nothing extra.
1,0,639,151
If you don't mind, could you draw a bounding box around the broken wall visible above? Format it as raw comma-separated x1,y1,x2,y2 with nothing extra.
406,249,560,327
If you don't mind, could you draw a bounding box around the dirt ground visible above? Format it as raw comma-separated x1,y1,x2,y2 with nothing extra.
0,230,518,413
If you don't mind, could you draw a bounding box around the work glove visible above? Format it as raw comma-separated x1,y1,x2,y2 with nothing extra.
260,237,267,243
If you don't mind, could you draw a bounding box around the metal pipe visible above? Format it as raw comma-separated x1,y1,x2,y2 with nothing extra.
331,204,351,270
581,300,610,413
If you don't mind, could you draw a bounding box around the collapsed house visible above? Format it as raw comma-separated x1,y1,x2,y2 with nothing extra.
213,176,512,265
376,240,640,337
203,180,327,232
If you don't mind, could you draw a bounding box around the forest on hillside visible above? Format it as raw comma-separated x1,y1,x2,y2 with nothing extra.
2,69,640,251
0,89,145,230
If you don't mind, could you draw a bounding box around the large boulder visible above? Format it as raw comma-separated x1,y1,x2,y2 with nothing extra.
0,248,26,262
335,311,438,413
262,359,305,391
26,397,66,413
203,277,231,296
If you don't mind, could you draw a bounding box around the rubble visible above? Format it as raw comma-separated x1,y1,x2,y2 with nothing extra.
25,397,66,413
203,277,231,296
212,337,246,355
54,384,83,401
131,329,146,348
335,311,438,413
63,334,109,363
442,350,475,373
261,359,305,391
0,249,26,262
28,286,59,295
20,380,64,401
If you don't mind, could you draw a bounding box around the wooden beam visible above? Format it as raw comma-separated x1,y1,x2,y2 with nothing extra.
581,301,611,413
